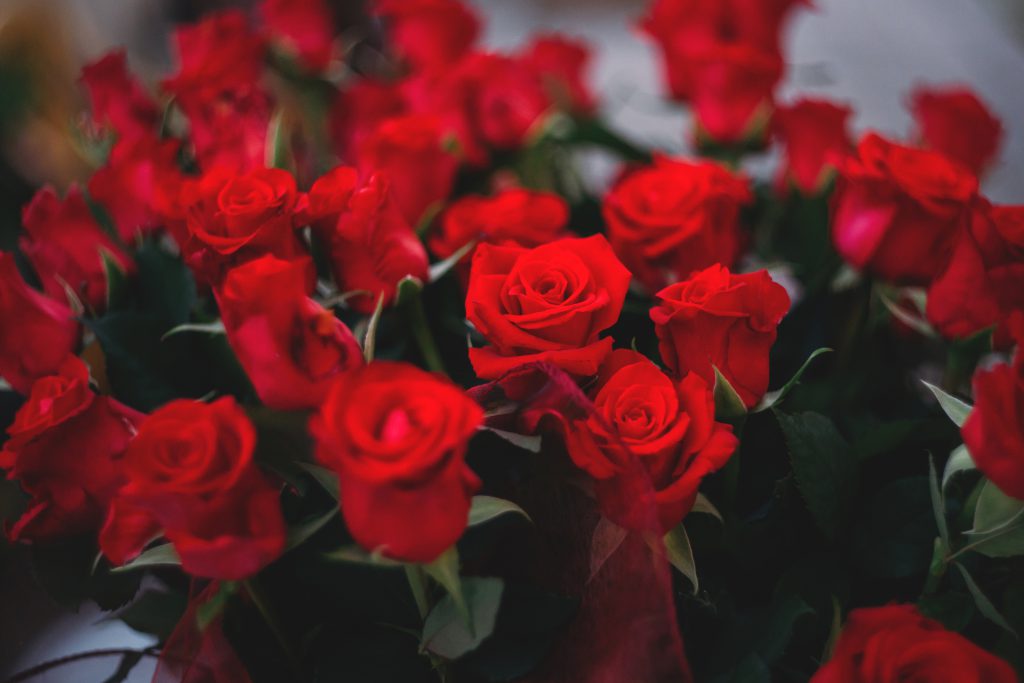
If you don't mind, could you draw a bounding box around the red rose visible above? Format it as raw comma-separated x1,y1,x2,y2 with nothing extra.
374,0,480,74
811,605,1017,683
176,167,305,284
911,85,1003,176
689,41,781,144
216,256,363,411
520,34,597,115
0,253,80,394
79,50,159,141
602,155,751,292
831,133,979,285
405,52,551,165
430,188,569,283
564,350,737,531
927,203,1024,344
20,185,134,311
961,321,1024,500
310,362,483,562
100,397,286,580
774,98,853,194
356,114,458,227
466,235,631,379
309,171,429,314
88,134,183,241
260,0,337,72
1,356,140,542
329,79,408,164
162,11,271,171
651,265,790,408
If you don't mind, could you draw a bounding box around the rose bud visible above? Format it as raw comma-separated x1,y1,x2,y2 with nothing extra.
430,188,569,284
774,98,853,195
651,265,790,409
811,605,1017,683
308,171,430,314
564,350,738,532
465,235,631,379
911,85,1003,177
603,155,750,292
1,356,140,542
0,252,80,394
355,114,459,228
176,166,306,284
100,397,286,580
961,316,1024,500
259,0,337,73
519,34,597,115
216,256,363,411
374,0,480,74
79,50,159,142
20,185,135,311
926,202,1024,345
831,132,979,285
310,362,483,562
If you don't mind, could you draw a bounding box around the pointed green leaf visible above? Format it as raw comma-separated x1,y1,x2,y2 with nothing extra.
424,546,468,628
395,275,425,306
428,240,477,282
285,508,337,553
160,320,226,341
421,577,504,660
110,543,181,574
878,289,937,337
954,562,1018,636
965,480,1024,558
690,493,723,524
663,524,698,593
943,444,976,490
754,348,832,412
713,367,747,421
266,109,290,170
928,456,950,545
468,496,532,528
362,293,386,363
297,462,340,500
921,381,972,427
101,248,130,311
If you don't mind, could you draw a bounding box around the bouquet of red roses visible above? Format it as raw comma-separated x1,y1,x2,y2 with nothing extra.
1,0,1022,681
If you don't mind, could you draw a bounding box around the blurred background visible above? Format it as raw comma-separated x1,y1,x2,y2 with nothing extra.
0,0,1022,679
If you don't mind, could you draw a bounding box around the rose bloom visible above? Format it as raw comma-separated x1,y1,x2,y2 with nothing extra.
564,350,737,532
811,605,1016,683
307,170,429,314
774,98,853,194
911,85,1003,176
961,318,1024,500
310,362,483,562
927,202,1024,345
831,132,979,285
519,34,597,115
355,114,458,227
466,235,631,379
0,252,80,394
216,256,363,411
174,167,305,284
603,155,750,292
430,188,569,281
79,49,159,141
651,265,790,408
259,0,336,72
1,356,140,542
374,0,480,74
101,397,286,580
20,185,135,311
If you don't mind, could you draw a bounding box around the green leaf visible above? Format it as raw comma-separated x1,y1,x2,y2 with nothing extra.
954,562,1018,636
395,274,425,306
754,348,831,412
111,543,181,574
713,367,747,422
479,427,542,454
776,411,858,538
467,496,532,528
928,456,950,545
691,493,724,523
196,580,239,632
663,524,698,593
878,288,937,337
965,480,1024,558
362,293,386,363
428,240,476,282
101,248,130,311
297,462,340,500
424,546,468,628
421,577,505,660
285,508,337,553
265,109,290,170
160,320,226,340
322,545,401,567
921,381,972,428
943,444,976,489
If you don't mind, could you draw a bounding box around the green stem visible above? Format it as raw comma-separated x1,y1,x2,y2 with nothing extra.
404,292,446,375
243,578,300,673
